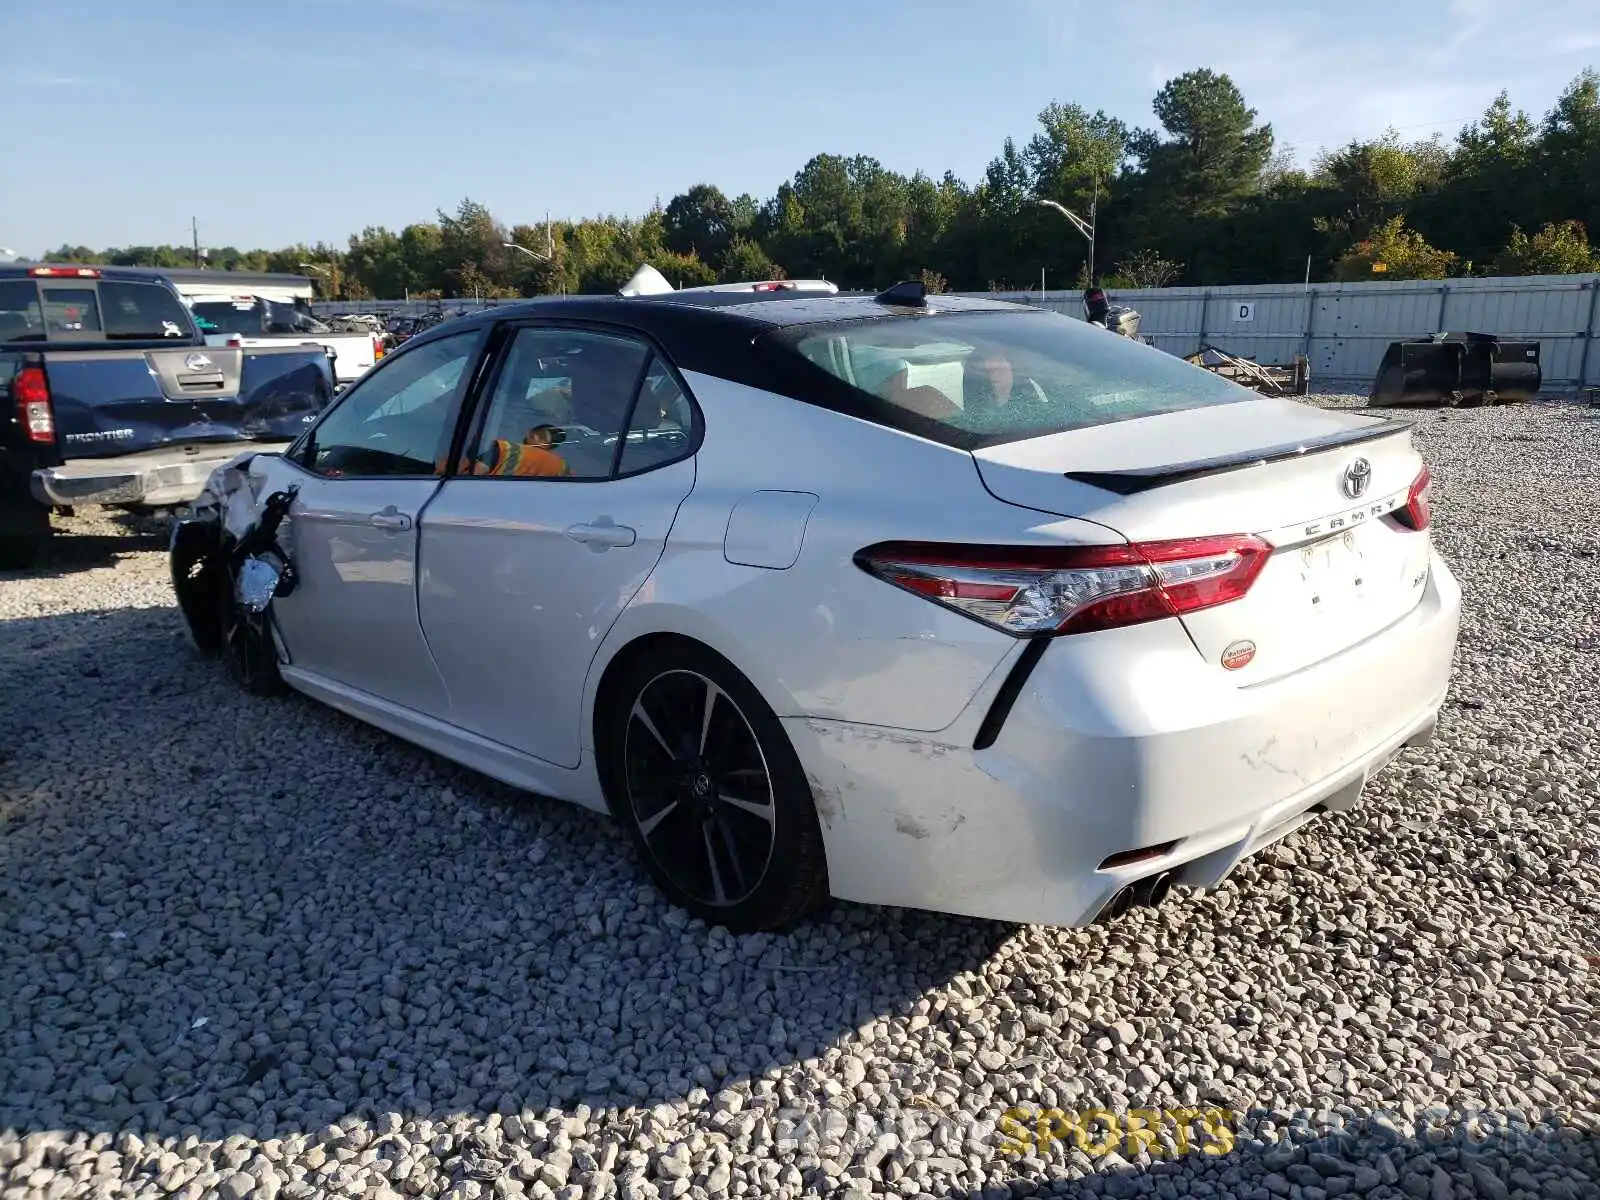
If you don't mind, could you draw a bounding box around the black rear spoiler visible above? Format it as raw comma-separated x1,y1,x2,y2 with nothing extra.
1064,419,1414,496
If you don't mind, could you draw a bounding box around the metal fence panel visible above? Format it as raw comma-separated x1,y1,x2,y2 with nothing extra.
964,273,1600,388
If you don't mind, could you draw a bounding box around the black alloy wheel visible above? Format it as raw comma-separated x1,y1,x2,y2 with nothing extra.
604,643,828,931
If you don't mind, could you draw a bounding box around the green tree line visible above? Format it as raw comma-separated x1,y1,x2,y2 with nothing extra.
38,67,1600,299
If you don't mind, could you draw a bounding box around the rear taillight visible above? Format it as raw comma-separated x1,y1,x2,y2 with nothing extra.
14,366,55,443
373,332,384,360
28,266,99,278
226,335,244,348
1393,465,1432,532
856,535,1272,637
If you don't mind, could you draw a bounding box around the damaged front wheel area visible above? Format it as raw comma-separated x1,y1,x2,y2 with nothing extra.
171,517,287,695
171,519,227,657
171,479,299,697
221,553,288,696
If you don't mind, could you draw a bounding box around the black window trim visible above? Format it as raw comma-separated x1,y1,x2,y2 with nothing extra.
443,317,704,486
284,324,492,482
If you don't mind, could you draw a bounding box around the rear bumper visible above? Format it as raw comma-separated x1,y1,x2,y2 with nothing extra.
31,442,291,508
787,552,1462,928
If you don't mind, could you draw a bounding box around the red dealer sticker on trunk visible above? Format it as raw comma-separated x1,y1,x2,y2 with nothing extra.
1221,640,1256,670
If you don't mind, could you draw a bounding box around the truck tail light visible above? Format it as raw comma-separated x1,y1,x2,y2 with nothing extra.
14,366,56,443
373,332,384,361
856,535,1272,637
28,266,100,278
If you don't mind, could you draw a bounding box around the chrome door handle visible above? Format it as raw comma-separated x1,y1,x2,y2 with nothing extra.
369,509,413,531
565,521,636,548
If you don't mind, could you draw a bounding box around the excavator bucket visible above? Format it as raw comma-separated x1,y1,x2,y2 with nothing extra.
1369,332,1541,407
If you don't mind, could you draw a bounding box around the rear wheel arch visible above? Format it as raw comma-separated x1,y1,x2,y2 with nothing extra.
591,632,693,763
590,632,830,929
587,624,803,758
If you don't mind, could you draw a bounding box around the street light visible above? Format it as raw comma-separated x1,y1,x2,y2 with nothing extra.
1029,177,1099,289
298,261,331,278
503,238,565,296
502,241,549,263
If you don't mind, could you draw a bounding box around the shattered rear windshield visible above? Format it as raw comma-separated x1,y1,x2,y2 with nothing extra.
772,307,1251,449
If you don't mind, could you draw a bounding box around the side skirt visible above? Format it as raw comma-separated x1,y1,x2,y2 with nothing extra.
279,666,609,813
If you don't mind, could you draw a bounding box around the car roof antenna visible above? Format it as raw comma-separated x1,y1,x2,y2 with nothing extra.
873,280,928,307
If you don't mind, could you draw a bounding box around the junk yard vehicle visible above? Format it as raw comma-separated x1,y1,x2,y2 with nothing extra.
189,294,384,390
0,264,335,569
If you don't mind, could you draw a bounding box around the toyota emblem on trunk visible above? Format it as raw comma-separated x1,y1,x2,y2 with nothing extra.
184,352,214,371
1341,457,1372,499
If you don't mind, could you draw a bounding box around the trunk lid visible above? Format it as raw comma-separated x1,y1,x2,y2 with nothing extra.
973,398,1433,682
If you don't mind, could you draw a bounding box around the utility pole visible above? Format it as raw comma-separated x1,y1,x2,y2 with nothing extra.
192,217,200,268
1089,174,1098,285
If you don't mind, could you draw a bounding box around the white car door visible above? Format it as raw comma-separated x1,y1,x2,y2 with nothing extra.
417,326,698,768
268,327,487,714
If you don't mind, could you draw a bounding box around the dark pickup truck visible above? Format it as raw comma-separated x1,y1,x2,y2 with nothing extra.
1,265,335,568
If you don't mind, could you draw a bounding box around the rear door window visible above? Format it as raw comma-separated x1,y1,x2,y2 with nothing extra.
460,327,650,480
100,281,195,340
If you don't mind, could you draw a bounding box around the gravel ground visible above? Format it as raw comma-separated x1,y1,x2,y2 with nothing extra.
1,398,1596,1200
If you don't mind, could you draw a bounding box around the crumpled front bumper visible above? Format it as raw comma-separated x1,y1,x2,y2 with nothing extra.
31,443,292,508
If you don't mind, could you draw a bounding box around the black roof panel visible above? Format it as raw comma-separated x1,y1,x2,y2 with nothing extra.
635,291,1026,324
443,289,1027,329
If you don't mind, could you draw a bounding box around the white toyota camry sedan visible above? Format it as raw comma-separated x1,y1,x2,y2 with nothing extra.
171,276,1461,932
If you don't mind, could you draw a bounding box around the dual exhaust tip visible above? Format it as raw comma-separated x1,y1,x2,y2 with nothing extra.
1098,870,1176,923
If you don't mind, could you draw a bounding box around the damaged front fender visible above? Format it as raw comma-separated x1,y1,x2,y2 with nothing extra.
169,451,300,693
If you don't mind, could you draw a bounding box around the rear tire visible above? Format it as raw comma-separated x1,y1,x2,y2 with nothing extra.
599,642,830,932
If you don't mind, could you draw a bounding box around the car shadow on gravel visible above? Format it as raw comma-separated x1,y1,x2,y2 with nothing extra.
1,512,169,580
0,604,1017,1147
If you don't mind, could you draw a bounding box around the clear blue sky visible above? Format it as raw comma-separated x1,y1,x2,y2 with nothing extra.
3,0,1594,255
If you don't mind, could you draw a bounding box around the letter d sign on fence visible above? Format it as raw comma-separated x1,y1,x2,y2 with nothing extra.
1232,302,1255,322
